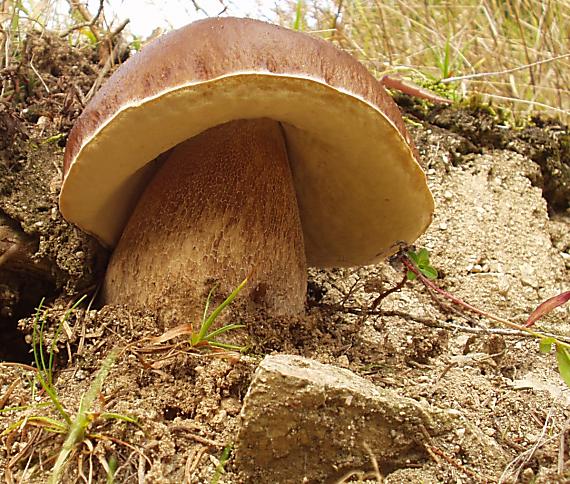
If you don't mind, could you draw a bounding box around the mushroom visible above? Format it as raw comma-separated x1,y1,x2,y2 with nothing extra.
60,18,434,323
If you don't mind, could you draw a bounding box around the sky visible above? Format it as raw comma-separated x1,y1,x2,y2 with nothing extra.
86,0,279,38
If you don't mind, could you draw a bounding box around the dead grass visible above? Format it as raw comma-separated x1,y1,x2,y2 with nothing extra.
276,0,570,122
3,1,568,121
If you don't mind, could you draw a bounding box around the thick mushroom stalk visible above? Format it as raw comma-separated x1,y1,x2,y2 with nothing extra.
102,119,307,323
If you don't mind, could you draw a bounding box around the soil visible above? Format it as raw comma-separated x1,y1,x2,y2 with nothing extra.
0,31,569,483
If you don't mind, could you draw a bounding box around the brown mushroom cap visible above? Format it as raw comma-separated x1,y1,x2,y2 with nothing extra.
60,17,434,267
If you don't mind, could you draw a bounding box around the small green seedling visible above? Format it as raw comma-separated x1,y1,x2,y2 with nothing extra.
406,248,438,281
210,443,233,484
190,278,248,351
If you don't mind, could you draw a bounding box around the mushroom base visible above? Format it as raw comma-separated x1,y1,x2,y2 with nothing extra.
102,119,307,324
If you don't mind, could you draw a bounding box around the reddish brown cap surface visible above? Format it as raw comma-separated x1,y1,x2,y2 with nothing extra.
60,17,434,266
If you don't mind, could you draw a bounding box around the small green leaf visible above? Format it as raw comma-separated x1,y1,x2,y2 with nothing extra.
556,345,570,388
420,266,438,280
417,248,430,265
539,337,556,353
407,250,420,265
406,270,417,281
205,324,246,341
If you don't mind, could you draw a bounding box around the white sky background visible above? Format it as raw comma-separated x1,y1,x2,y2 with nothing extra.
87,0,280,38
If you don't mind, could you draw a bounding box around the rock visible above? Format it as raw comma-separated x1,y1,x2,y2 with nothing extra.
235,354,448,483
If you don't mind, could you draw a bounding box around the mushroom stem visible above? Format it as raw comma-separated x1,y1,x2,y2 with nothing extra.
102,118,307,324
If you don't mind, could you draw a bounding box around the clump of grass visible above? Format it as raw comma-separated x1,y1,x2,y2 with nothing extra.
1,298,139,482
191,278,247,351
148,278,248,354
276,0,569,121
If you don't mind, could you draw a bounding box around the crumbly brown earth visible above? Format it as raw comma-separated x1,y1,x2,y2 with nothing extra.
0,31,569,483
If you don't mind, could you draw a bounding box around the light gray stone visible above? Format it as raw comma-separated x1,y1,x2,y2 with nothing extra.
235,354,447,483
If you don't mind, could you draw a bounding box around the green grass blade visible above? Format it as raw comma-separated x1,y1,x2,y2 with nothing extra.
31,300,71,424
107,455,118,484
293,0,303,30
202,286,217,324
100,413,139,425
32,299,45,379
26,415,68,433
49,350,117,483
443,36,452,78
556,345,570,388
49,296,87,384
0,401,52,414
40,382,71,426
205,324,245,341
539,337,556,353
211,443,232,484
198,278,248,342
207,341,247,352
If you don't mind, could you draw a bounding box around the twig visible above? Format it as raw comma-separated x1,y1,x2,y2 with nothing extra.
108,19,129,40
362,442,383,482
382,75,452,104
498,405,557,483
30,56,51,94
172,427,224,448
476,92,569,115
84,21,129,103
558,417,569,475
186,447,206,478
0,377,20,409
190,0,209,16
331,0,344,32
320,302,570,342
59,0,104,38
369,273,408,312
441,53,570,83
0,241,20,268
400,257,523,331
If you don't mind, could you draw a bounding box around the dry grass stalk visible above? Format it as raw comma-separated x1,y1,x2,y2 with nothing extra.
275,0,569,121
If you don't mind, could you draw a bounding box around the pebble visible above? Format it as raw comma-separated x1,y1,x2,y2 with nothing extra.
36,116,49,129
520,263,539,288
75,369,88,380
497,277,510,296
